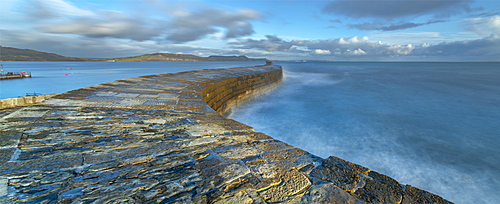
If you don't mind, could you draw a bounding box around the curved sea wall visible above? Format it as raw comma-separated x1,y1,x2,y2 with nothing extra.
0,64,451,203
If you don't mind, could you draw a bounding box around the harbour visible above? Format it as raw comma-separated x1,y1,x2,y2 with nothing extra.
0,64,32,80
0,71,32,80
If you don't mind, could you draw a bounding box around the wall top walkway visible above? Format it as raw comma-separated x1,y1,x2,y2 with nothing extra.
0,65,451,203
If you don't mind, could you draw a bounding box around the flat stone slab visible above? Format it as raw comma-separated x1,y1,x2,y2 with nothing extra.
0,65,452,203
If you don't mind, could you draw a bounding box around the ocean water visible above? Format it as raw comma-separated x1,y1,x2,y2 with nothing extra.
0,61,265,99
230,62,500,204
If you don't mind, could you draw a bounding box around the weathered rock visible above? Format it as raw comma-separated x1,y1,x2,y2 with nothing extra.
311,156,371,193
302,183,366,204
257,170,311,203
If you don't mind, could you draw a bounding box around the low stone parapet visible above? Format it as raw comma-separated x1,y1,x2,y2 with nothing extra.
0,94,59,110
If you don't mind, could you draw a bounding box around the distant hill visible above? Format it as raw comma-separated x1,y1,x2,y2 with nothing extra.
207,55,266,61
1,46,267,62
113,53,212,62
110,53,266,62
0,46,90,61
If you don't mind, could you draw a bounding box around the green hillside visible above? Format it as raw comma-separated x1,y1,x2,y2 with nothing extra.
0,46,90,61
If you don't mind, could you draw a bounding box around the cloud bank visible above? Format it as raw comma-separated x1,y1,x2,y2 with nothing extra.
323,0,473,19
231,33,500,61
323,0,475,31
166,9,260,43
231,35,415,58
26,0,261,43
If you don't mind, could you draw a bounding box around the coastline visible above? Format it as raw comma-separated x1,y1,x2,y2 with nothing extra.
0,65,452,203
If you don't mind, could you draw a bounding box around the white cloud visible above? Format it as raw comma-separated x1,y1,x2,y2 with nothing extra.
338,36,369,44
312,49,331,55
388,44,415,55
232,35,419,58
290,45,311,52
352,48,367,55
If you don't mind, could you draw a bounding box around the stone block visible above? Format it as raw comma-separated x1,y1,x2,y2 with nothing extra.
258,171,311,203
302,183,366,204
402,185,453,204
310,156,371,193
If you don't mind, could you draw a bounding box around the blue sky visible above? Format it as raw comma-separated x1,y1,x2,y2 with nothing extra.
1,0,499,61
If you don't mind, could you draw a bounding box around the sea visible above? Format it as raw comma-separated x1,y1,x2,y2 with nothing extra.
0,61,264,99
229,61,500,204
1,61,499,203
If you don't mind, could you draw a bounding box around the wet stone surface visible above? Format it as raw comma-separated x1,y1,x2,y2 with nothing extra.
0,65,452,203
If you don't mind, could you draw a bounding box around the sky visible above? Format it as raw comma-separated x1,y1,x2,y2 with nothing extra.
1,0,499,61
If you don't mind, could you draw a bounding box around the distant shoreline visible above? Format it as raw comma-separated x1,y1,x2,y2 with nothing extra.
0,46,267,62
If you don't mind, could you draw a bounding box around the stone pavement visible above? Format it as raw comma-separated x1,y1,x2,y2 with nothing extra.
0,65,452,203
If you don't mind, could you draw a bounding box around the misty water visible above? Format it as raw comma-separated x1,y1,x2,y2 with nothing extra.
230,62,500,204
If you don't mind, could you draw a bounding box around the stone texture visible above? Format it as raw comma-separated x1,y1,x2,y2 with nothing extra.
0,64,452,203
302,183,366,204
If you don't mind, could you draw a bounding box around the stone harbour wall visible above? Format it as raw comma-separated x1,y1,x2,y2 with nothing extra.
201,66,282,116
0,64,452,203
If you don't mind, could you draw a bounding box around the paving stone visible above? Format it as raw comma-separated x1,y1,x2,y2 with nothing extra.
40,171,73,184
258,171,311,203
302,183,366,204
310,156,371,193
213,191,254,204
217,144,261,160
0,177,7,197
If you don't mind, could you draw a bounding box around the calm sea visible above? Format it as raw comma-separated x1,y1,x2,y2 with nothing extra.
230,62,500,204
0,61,264,99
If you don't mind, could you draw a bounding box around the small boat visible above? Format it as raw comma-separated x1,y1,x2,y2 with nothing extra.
20,71,32,77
